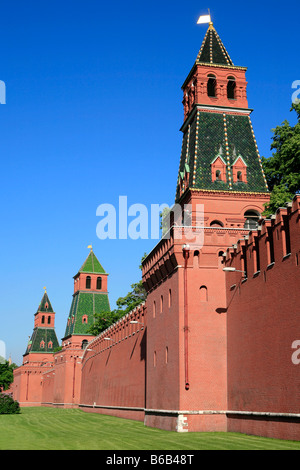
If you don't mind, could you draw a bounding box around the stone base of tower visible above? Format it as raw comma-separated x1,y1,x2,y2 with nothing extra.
144,411,227,433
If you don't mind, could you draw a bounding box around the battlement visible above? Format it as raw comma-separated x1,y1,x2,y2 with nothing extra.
224,195,300,278
81,302,146,368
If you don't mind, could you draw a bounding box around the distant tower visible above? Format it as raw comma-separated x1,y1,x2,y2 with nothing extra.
24,289,59,356
13,289,59,406
62,247,110,349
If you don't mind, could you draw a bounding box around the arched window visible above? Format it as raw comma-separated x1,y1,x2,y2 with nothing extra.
210,220,224,227
237,171,242,182
96,276,102,290
81,340,88,349
216,170,221,181
244,210,260,230
160,295,163,313
41,315,45,324
82,315,88,324
193,250,200,268
153,300,156,318
227,76,236,99
207,74,216,97
86,276,91,289
47,315,51,325
200,286,208,302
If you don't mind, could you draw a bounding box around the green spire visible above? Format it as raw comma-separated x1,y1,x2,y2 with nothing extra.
196,23,234,66
37,291,54,313
79,249,107,274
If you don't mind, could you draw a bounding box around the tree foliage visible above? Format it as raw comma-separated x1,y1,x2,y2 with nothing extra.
88,254,148,336
0,360,17,392
0,394,20,414
262,103,300,216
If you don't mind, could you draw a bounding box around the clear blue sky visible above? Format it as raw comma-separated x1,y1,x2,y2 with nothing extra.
0,0,299,365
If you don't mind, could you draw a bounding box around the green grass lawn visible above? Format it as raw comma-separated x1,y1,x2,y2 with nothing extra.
0,407,300,450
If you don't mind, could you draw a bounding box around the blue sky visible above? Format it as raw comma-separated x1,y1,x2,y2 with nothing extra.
0,0,299,364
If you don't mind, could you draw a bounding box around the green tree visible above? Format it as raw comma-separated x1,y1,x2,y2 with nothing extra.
88,254,147,336
0,360,17,392
262,103,300,216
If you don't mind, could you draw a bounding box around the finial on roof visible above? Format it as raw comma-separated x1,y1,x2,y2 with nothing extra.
87,244,93,251
43,286,47,293
197,11,211,25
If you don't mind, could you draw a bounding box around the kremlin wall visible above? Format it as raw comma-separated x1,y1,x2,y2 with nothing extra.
12,22,300,441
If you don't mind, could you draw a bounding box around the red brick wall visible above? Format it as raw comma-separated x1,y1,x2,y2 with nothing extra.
225,196,300,440
79,305,146,422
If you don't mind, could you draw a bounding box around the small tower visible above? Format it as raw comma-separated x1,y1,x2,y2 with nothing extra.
25,289,59,356
63,247,110,348
13,289,59,406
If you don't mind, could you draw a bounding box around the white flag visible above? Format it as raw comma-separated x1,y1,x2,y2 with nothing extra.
197,14,211,24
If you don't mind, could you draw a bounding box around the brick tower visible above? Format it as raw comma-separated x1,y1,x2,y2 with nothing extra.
25,290,59,355
43,247,111,407
63,246,110,349
13,290,59,406
142,21,270,432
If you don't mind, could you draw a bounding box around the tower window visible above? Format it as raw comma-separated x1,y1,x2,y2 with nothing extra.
207,74,216,97
82,340,88,349
210,220,224,227
244,210,260,230
237,171,242,182
41,315,45,324
47,315,51,325
82,315,88,324
200,286,208,302
227,77,236,99
96,277,102,290
86,276,91,289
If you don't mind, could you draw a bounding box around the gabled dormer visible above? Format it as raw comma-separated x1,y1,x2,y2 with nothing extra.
211,148,227,183
232,154,248,184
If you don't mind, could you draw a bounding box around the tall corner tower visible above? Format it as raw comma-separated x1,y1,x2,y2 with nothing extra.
143,19,270,433
176,20,269,227
24,290,60,359
62,247,110,348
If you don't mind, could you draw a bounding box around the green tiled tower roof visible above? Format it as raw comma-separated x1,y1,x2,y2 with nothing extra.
25,327,60,355
64,291,110,337
64,249,110,338
37,292,53,313
24,292,59,355
78,250,106,274
196,23,233,66
176,111,269,201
